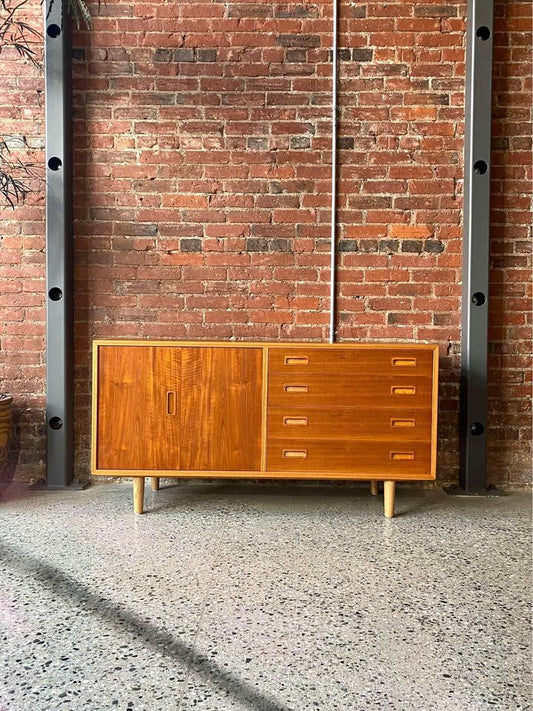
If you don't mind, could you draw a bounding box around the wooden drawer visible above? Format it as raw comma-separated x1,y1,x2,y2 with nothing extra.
267,407,432,442
268,372,432,410
267,439,432,477
268,346,434,377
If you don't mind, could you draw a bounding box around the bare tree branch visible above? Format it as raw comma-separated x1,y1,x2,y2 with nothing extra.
0,0,41,67
0,138,39,208
1,0,97,207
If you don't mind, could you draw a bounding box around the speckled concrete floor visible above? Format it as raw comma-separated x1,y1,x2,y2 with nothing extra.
0,480,530,711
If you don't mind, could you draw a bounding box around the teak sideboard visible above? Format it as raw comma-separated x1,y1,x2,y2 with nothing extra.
91,340,439,517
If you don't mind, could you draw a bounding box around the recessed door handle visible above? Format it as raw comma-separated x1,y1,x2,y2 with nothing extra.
390,418,416,428
391,386,416,395
284,356,309,365
283,416,308,426
392,357,417,367
390,451,415,461
283,449,308,459
166,390,177,416
284,385,309,393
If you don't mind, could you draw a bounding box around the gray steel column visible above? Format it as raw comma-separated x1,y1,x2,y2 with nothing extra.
44,0,75,487
459,0,494,491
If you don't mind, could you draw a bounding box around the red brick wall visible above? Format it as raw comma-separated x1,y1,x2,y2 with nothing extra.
489,1,532,485
0,0,530,486
0,0,45,479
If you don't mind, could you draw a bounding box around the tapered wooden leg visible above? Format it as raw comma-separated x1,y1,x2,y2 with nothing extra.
370,480,379,496
150,477,160,491
133,477,145,514
384,480,396,518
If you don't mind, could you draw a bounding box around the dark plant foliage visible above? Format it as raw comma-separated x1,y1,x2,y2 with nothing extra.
47,0,95,30
0,0,42,207
1,0,95,207
0,0,41,67
0,138,38,207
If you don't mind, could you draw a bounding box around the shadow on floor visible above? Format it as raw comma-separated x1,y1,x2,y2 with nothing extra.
145,480,441,519
0,539,290,711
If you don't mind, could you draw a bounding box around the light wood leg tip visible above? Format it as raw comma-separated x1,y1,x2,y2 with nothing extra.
370,481,379,496
150,477,160,492
383,481,396,519
133,477,145,515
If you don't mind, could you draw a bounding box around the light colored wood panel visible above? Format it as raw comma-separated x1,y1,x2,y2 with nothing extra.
93,339,438,353
93,467,435,481
268,372,432,410
93,339,269,350
178,347,263,471
267,407,432,441
91,343,99,475
431,347,439,479
268,346,434,376
96,346,181,470
267,439,431,476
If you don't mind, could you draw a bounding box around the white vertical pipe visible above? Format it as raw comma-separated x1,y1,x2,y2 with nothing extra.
329,0,338,344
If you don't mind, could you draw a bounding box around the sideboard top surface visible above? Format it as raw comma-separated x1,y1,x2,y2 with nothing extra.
93,339,439,352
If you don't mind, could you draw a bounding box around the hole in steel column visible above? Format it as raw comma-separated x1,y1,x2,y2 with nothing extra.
49,417,63,430
471,292,486,306
473,160,488,175
470,422,485,437
476,26,491,41
47,24,61,38
48,287,63,301
48,156,62,171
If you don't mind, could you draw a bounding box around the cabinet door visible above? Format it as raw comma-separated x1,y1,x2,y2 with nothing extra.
178,347,263,472
96,346,181,470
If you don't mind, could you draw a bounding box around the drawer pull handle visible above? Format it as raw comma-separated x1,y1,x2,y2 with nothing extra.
283,416,308,426
392,357,417,367
390,451,415,461
284,356,309,365
166,390,177,416
283,449,308,459
391,386,416,395
390,418,415,428
284,385,309,393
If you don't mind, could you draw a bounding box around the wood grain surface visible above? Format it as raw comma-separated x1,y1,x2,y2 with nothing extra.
267,407,432,441
267,439,431,475
267,372,432,409
97,345,263,471
97,346,181,470
178,347,263,471
268,346,434,376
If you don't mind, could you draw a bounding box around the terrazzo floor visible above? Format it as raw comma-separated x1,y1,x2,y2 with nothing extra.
0,480,530,711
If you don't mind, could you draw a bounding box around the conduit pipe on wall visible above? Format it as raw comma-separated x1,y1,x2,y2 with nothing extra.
329,0,339,344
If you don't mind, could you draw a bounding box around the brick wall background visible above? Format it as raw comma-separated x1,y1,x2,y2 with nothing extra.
0,0,531,486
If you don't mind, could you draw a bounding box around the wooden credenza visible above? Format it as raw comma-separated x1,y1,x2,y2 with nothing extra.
92,340,439,517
